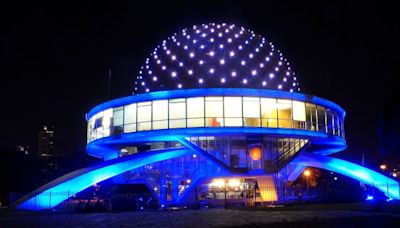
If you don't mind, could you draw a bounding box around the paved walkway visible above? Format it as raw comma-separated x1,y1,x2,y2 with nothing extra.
1,208,400,227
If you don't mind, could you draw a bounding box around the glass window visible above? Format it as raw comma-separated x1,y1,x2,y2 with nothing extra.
112,106,124,135
224,97,242,126
277,99,292,128
152,100,168,130
124,103,137,133
306,103,317,131
334,113,340,136
261,98,277,128
169,98,186,128
113,107,124,126
137,102,152,131
205,97,223,127
317,106,326,132
326,109,334,135
93,112,104,140
187,97,205,127
292,101,306,129
102,108,113,137
243,97,260,127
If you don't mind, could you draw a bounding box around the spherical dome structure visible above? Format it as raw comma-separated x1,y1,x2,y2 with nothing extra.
134,23,300,94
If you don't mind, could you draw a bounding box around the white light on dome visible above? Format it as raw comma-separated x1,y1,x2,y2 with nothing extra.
135,23,301,94
178,84,182,88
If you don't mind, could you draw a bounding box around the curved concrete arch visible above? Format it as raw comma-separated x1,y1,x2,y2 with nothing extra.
14,148,192,211
291,152,400,199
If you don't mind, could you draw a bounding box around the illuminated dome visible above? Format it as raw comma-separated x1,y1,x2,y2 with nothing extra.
134,23,300,94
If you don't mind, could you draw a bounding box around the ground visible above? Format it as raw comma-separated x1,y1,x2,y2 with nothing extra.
1,203,400,227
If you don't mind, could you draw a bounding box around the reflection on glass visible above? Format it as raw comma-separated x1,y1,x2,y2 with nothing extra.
206,97,223,127
277,99,292,128
243,97,260,127
152,100,168,130
169,98,186,128
224,97,242,126
187,97,205,127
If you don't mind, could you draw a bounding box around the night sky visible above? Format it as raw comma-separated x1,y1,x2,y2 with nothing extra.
1,1,399,166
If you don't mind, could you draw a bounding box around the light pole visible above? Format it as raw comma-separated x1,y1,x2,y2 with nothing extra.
224,181,227,208
303,169,311,192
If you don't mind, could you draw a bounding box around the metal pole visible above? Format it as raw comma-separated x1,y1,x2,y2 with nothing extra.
224,182,227,208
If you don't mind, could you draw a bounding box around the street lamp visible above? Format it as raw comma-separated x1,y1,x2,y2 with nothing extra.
380,164,387,170
303,169,311,191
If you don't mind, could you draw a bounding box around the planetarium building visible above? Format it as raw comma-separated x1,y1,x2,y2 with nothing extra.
15,23,399,210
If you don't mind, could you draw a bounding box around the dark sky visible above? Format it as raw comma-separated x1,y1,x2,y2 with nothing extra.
1,1,399,166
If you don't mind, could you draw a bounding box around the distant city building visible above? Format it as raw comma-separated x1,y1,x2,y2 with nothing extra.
38,125,55,158
38,125,57,172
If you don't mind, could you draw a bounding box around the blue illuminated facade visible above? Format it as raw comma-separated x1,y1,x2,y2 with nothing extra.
13,23,399,211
